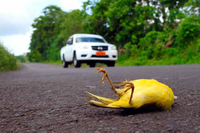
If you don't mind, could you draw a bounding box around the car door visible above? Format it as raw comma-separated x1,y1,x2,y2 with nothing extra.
64,37,74,62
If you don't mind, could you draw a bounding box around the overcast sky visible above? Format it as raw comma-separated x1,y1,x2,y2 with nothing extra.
0,0,87,56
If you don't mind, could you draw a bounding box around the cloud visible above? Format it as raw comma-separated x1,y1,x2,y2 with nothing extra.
0,0,33,36
0,28,32,55
0,17,31,36
59,0,85,11
0,0,87,55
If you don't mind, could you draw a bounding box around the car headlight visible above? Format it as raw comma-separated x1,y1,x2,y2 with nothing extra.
77,45,89,49
110,45,116,50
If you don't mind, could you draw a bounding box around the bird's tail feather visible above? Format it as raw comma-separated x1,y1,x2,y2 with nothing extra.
86,92,120,108
86,92,117,104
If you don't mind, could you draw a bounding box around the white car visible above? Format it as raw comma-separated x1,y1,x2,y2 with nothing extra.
60,34,118,68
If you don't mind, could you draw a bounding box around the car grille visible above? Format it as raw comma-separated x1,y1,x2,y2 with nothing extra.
92,46,108,51
91,55,109,58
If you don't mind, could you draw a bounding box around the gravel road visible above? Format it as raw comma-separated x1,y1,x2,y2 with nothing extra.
0,63,200,132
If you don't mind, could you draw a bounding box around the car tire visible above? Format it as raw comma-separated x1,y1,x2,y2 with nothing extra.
89,62,96,67
73,52,81,68
62,55,68,68
107,61,115,67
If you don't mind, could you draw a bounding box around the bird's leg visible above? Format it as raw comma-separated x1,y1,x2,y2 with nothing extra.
122,82,135,105
96,68,118,96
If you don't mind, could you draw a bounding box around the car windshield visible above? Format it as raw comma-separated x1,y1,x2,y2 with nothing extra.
76,37,105,43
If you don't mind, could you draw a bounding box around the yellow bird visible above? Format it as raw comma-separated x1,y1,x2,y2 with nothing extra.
86,68,176,110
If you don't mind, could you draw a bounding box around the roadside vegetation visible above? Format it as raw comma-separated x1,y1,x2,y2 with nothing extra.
0,42,21,71
117,15,200,66
27,0,200,66
16,55,29,63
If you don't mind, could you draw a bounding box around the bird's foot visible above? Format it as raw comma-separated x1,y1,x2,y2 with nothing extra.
96,68,107,84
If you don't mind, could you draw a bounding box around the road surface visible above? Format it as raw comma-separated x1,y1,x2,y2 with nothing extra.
0,63,200,132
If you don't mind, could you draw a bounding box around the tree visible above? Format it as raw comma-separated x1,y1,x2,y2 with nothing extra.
28,5,65,61
83,0,188,47
28,6,85,62
83,0,155,46
59,10,85,46
83,0,115,44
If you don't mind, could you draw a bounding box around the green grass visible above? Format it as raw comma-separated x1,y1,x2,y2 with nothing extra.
16,60,22,70
43,60,107,68
116,48,200,66
43,60,63,65
116,56,200,66
0,43,21,72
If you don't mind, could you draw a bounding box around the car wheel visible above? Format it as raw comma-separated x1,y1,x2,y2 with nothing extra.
107,61,115,67
89,62,96,67
73,53,81,68
62,55,68,68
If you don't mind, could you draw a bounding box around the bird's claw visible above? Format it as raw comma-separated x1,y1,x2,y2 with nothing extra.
96,68,119,96
96,68,108,84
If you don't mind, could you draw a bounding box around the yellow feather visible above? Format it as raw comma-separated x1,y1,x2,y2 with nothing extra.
87,79,175,110
86,68,175,111
86,92,117,104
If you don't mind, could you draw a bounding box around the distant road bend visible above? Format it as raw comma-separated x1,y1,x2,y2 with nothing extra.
0,63,200,132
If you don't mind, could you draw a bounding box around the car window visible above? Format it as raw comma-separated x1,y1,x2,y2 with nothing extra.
67,37,73,45
71,37,74,45
76,37,105,43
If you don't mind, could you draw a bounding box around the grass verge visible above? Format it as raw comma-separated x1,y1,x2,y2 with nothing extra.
0,43,21,72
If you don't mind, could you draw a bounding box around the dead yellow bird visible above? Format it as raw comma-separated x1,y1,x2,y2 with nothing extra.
86,68,176,110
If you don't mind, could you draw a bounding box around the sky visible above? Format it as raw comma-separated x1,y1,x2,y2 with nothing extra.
0,0,87,56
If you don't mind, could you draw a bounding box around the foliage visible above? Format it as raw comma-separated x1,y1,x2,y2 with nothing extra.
117,14,200,66
16,55,28,63
138,31,164,59
175,15,200,46
117,41,200,66
28,5,65,62
83,0,188,46
28,1,200,66
0,43,20,71
184,0,200,16
59,10,85,45
83,0,156,46
28,6,85,62
83,0,115,43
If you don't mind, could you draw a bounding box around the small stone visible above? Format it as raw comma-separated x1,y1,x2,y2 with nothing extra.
14,114,20,117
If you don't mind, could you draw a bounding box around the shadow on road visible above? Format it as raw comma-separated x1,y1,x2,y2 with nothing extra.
85,104,172,119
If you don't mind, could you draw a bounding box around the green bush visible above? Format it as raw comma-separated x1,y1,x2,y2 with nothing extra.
176,15,200,46
138,31,164,59
116,15,200,66
16,55,27,63
123,42,139,56
0,43,19,71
